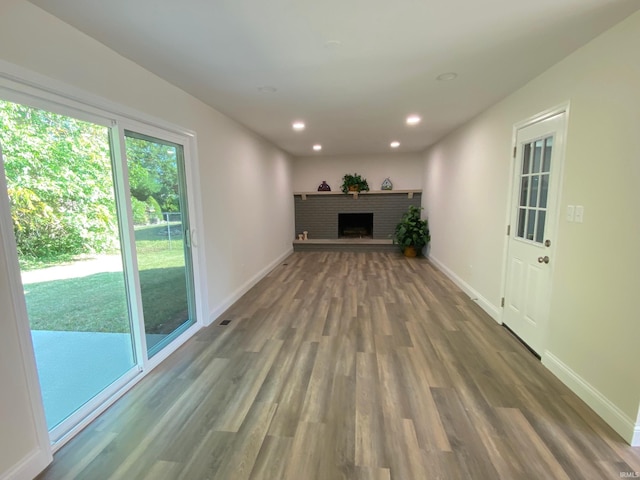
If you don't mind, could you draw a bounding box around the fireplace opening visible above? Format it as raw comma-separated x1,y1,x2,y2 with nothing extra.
338,213,373,238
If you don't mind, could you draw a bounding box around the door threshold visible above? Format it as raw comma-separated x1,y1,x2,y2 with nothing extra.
502,323,541,360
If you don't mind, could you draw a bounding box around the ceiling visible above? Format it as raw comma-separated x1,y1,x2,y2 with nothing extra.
28,0,640,157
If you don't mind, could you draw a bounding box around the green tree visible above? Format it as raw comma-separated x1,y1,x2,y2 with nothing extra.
128,160,160,202
0,100,119,264
125,137,180,213
130,197,162,225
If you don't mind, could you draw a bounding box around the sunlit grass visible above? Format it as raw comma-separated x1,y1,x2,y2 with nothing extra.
25,224,190,333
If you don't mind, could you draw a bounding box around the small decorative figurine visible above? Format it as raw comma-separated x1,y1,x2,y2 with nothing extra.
303,231,308,240
381,177,393,190
317,181,331,191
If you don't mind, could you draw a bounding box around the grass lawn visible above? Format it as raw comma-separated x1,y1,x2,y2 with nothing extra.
25,224,191,334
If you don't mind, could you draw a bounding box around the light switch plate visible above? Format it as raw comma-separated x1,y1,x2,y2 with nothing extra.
575,205,584,223
566,205,575,222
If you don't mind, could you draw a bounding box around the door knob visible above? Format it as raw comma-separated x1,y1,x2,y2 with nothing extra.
538,256,550,264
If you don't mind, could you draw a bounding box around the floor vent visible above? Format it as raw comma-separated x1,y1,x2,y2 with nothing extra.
219,319,232,326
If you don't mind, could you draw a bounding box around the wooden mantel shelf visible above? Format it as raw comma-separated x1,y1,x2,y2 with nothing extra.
294,190,421,200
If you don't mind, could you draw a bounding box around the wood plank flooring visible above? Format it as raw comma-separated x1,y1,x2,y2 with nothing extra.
37,252,640,479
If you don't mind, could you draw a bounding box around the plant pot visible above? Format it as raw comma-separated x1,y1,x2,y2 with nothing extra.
404,245,417,257
348,185,359,192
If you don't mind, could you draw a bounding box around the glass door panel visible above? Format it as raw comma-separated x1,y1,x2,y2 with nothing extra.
0,99,137,435
124,131,196,357
515,134,554,244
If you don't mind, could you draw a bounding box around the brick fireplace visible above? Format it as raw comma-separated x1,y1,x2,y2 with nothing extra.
293,190,421,250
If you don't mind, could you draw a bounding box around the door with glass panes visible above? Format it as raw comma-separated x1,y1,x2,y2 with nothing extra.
503,112,566,354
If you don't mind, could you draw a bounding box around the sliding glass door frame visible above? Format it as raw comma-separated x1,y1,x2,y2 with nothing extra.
0,93,145,446
0,69,207,451
112,120,204,370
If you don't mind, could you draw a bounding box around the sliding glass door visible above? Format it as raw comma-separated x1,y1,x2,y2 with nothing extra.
0,99,138,440
124,131,196,357
0,96,199,443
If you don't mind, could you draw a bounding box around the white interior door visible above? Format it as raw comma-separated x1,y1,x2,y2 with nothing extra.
503,112,566,354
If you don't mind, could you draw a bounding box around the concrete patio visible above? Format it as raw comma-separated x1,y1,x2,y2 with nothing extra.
30,330,136,429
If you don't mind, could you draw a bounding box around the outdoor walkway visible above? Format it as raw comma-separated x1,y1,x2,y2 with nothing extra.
21,254,123,285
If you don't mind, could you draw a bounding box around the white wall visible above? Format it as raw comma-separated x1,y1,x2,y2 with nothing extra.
0,0,294,477
293,152,423,192
423,10,640,443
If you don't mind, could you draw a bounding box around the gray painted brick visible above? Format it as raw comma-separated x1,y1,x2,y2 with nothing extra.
294,192,422,239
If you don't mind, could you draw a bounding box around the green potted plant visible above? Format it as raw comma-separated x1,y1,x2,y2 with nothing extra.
340,173,370,193
392,205,430,257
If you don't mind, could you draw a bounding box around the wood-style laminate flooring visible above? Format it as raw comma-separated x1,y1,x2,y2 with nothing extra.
38,252,640,479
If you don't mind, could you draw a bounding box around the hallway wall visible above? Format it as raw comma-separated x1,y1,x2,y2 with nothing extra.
423,10,640,444
293,152,423,192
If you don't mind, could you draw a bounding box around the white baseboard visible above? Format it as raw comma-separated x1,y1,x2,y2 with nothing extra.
543,352,639,446
428,255,501,323
0,447,52,480
206,248,293,326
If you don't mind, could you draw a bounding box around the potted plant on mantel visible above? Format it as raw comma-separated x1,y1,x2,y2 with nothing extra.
340,173,370,193
392,205,431,257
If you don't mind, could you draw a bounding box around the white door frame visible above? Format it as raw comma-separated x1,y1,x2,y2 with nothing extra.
500,102,570,356
0,142,53,480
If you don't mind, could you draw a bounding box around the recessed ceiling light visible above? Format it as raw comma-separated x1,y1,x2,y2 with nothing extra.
313,144,322,151
257,86,277,93
292,121,305,131
436,72,458,81
406,115,421,126
390,141,400,148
